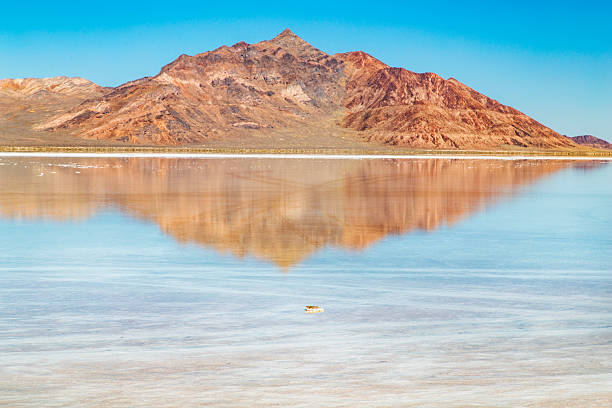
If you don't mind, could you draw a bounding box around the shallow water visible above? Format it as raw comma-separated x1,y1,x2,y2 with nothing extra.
0,156,610,407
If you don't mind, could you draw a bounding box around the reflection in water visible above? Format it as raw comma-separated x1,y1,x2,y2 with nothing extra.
1,156,611,407
0,157,585,268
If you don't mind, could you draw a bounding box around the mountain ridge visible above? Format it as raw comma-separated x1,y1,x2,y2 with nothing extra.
0,30,591,150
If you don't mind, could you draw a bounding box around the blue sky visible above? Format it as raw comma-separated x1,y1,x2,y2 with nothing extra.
1,1,610,140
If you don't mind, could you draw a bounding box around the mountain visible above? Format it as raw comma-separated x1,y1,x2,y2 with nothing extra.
570,135,612,149
1,30,584,149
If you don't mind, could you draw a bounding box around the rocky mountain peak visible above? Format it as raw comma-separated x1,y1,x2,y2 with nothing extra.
274,28,300,40
263,29,327,61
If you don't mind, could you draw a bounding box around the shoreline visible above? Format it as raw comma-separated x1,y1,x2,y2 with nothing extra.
1,145,611,160
1,151,611,160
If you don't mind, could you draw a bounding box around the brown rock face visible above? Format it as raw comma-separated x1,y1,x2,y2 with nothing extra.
571,135,612,149
9,30,581,149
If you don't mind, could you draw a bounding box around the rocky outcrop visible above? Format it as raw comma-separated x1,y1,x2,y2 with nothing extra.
3,30,584,150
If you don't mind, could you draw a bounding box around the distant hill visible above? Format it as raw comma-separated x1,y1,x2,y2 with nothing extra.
570,135,612,149
0,77,109,144
1,30,581,150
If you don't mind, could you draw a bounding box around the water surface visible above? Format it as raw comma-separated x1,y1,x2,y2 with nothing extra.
0,156,610,407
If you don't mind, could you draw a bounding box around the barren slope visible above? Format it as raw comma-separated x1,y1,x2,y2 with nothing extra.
341,66,575,149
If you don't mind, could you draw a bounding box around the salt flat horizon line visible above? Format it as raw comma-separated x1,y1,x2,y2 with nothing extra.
1,152,611,161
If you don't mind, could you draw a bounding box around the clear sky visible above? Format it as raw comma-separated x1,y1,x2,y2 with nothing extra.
1,1,610,140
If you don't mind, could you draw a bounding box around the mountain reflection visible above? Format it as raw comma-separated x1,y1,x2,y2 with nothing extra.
0,157,584,268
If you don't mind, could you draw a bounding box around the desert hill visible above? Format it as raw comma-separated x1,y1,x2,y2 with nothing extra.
0,77,108,144
570,135,612,149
